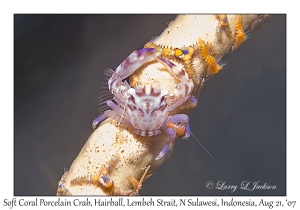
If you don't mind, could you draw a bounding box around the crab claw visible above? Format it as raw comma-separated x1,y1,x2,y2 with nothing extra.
115,48,160,79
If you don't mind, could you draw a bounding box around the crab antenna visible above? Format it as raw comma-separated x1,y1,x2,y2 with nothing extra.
190,132,220,166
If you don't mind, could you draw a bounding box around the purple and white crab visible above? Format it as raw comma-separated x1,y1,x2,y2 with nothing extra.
93,48,196,160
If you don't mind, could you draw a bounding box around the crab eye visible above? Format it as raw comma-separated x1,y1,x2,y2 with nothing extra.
161,89,168,96
128,88,135,95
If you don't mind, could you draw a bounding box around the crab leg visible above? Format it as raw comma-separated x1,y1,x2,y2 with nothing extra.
92,113,108,129
92,100,128,129
92,101,117,129
155,114,190,160
167,114,190,139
